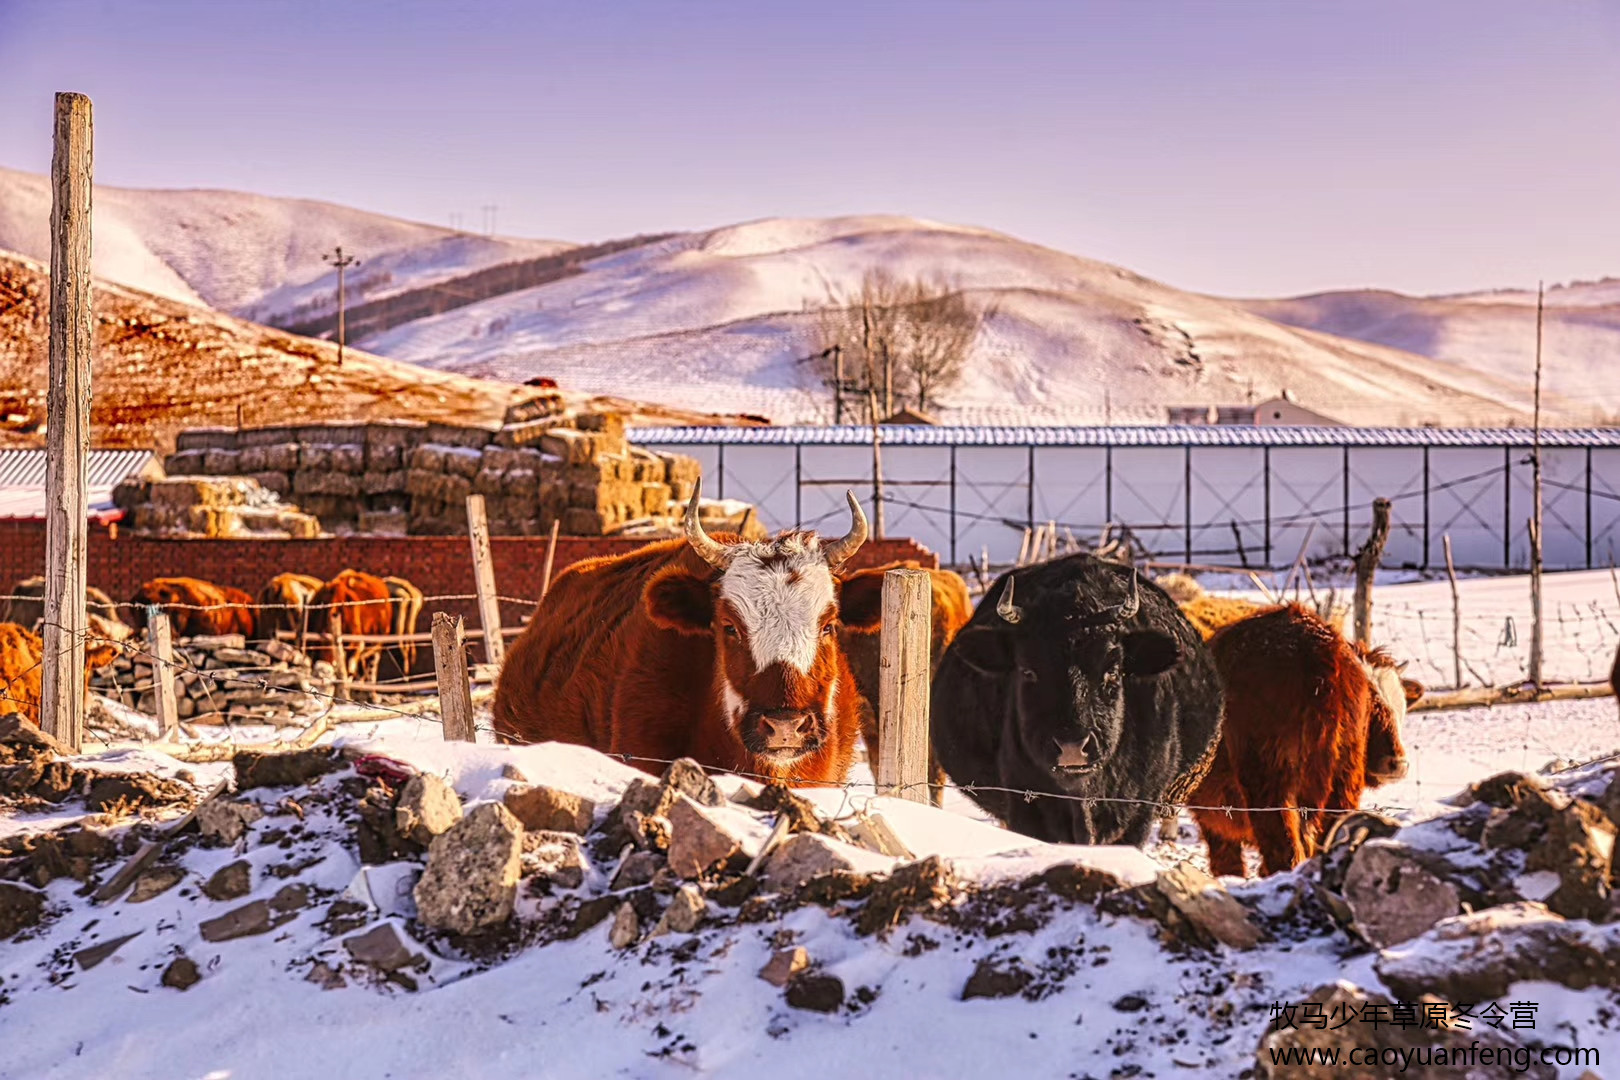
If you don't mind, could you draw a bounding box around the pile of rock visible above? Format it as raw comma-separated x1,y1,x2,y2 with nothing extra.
90,634,337,727
117,475,320,539
146,412,750,539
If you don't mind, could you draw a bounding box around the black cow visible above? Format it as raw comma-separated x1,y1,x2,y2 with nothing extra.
930,553,1223,845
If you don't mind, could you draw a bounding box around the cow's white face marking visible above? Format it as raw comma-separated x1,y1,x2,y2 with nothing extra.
717,535,836,674
718,673,746,730
1363,661,1408,731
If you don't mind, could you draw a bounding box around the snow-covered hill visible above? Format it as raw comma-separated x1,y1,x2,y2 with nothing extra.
357,215,1580,427
0,165,569,323
1238,280,1620,424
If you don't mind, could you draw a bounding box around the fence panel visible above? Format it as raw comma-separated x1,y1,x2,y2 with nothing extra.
1188,447,1267,565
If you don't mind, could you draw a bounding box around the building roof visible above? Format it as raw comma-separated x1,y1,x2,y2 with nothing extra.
630,424,1620,448
0,448,154,522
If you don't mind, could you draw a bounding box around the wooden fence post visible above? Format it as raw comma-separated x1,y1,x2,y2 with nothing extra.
433,612,475,742
146,606,178,739
1528,516,1545,689
330,611,349,702
465,494,505,669
41,92,93,752
540,518,561,600
875,568,931,803
1352,498,1392,646
1443,534,1462,690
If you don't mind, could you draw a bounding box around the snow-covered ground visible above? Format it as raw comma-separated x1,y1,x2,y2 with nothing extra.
4,683,1617,1080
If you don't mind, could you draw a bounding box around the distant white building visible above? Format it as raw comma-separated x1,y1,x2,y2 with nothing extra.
1167,390,1342,427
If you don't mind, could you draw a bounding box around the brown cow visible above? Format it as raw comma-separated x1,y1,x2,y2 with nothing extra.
494,484,878,786
838,562,973,806
383,576,425,677
1190,604,1422,877
1157,572,1347,640
129,578,256,639
0,622,120,729
5,576,133,643
256,573,325,644
306,571,393,685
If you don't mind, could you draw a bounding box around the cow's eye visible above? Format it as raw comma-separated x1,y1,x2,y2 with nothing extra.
723,625,740,639
821,623,836,637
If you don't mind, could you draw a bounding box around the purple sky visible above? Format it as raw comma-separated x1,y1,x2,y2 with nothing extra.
1,0,1616,297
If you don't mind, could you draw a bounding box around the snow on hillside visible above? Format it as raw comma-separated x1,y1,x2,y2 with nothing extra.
1238,282,1620,424
358,215,1574,428
0,164,570,323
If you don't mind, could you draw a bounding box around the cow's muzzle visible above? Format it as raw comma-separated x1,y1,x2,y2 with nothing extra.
1052,732,1103,776
1368,754,1408,785
744,708,822,762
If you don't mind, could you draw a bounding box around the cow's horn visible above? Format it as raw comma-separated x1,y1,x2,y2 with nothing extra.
683,479,731,570
1116,570,1140,621
997,575,1023,624
821,490,869,570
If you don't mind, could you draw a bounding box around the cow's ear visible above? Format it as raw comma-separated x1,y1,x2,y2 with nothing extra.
1122,630,1179,677
837,570,884,632
644,568,715,635
949,626,1012,676
1401,677,1425,707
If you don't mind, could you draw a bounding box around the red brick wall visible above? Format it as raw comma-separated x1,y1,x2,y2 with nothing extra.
0,520,937,627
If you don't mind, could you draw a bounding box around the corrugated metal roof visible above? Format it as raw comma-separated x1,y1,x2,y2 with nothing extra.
0,449,150,522
630,424,1620,448
0,449,154,487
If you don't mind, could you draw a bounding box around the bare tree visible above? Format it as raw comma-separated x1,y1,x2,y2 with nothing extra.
806,270,993,419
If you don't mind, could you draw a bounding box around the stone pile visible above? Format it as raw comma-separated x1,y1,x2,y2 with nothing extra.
90,634,337,727
149,412,749,539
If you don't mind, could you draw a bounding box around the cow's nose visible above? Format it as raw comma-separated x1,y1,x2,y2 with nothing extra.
757,710,812,744
1381,756,1409,782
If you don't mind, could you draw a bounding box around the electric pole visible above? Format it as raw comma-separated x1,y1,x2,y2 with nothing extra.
1528,281,1546,689
323,246,359,367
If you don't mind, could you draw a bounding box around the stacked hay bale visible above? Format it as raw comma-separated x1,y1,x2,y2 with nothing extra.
119,475,320,539
90,634,338,727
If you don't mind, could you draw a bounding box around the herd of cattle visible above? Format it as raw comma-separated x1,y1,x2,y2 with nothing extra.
0,569,429,729
491,483,1433,879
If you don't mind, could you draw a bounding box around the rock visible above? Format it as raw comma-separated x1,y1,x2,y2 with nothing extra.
759,946,810,987
306,961,348,990
610,850,663,891
161,955,201,990
344,923,424,972
660,758,723,807
270,883,311,915
413,802,524,935
0,715,67,754
500,763,528,782
1455,770,1546,810
0,882,45,938
187,635,246,651
1376,902,1620,1001
761,833,861,893
651,884,706,936
1340,843,1463,949
617,777,677,819
962,957,1032,1000
785,972,845,1013
200,899,293,942
857,856,956,937
85,771,191,811
746,783,852,843
846,813,913,859
525,830,588,889
128,865,186,903
1154,863,1263,949
395,774,464,845
1255,981,1554,1079
1527,798,1615,921
666,796,743,879
201,860,253,901
503,783,595,834
233,747,339,790
608,902,640,949
1034,861,1125,903
75,931,142,970
799,870,873,906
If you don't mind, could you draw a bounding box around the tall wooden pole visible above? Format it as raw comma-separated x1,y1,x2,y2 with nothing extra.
1529,281,1546,688
1443,534,1463,690
867,387,886,540
324,246,358,367
43,92,93,751
1352,498,1391,647
465,494,505,669
433,612,476,743
875,568,931,803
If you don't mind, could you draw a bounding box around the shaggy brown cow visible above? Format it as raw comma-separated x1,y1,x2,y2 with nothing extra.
129,578,256,638
494,484,877,786
4,576,127,636
306,571,393,684
838,562,974,805
0,622,120,728
256,573,324,643
383,577,425,677
1156,572,1347,640
1189,604,1422,877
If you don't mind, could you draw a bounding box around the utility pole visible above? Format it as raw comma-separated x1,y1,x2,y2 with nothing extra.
323,246,359,367
867,386,886,540
1529,281,1546,689
832,344,845,424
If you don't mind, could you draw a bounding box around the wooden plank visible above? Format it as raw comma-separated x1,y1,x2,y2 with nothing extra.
433,612,476,742
1443,534,1463,690
41,92,94,752
540,518,561,600
1413,681,1614,713
146,607,179,739
875,568,932,803
465,495,505,669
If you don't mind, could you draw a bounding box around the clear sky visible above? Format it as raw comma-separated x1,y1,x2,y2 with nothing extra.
0,0,1615,297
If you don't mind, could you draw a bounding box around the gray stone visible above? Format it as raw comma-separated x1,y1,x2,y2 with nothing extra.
666,796,742,879
128,865,186,903
500,763,528,782
761,833,859,893
651,885,706,936
344,923,424,972
413,802,523,935
608,902,640,949
962,957,1033,1000
1154,863,1263,949
200,899,293,942
785,973,845,1013
0,882,44,939
1376,903,1620,1001
759,946,809,987
395,774,464,846
202,860,253,901
195,800,265,845
610,850,663,890
161,955,201,990
74,931,142,970
503,783,595,834
661,758,723,807
1341,842,1463,949
525,830,588,889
